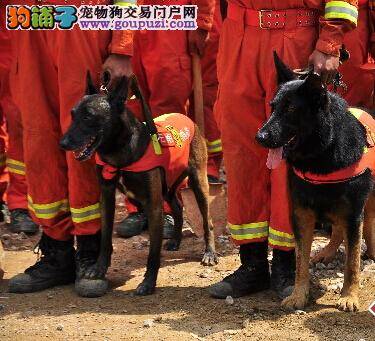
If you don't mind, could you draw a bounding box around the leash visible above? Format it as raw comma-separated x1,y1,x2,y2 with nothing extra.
129,74,162,155
99,72,162,155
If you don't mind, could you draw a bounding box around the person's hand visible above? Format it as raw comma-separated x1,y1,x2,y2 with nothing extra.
102,54,133,90
188,28,209,56
308,49,340,84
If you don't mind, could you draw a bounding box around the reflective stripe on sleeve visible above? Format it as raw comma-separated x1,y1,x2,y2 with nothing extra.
325,1,358,25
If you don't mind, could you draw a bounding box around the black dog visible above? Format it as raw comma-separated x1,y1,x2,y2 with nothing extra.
256,53,375,312
60,74,217,296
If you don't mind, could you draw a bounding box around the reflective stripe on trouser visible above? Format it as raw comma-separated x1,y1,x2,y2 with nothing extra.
325,1,359,25
28,195,101,240
6,158,25,175
207,139,222,154
216,9,318,251
10,29,107,240
229,222,295,249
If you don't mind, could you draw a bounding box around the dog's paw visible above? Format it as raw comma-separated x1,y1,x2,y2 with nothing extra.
201,250,219,266
135,280,156,296
337,295,359,312
164,239,180,251
281,291,309,310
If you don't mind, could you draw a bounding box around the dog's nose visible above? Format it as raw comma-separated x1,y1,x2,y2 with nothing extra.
255,130,270,144
59,135,71,150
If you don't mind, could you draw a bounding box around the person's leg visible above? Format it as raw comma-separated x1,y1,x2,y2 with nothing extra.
8,31,75,293
118,30,191,238
209,18,271,299
57,29,112,297
201,2,223,182
3,77,38,234
265,26,318,298
0,65,9,219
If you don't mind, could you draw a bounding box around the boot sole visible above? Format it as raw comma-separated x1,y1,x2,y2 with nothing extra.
9,277,75,294
75,278,108,298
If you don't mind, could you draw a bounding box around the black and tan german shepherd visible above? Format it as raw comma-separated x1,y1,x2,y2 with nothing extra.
60,75,217,296
256,53,375,312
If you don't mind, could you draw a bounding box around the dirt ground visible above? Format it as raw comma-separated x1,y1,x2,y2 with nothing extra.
0,195,374,341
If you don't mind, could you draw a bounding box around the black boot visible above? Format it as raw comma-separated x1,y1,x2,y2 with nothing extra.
208,242,270,298
8,233,75,293
117,212,175,239
116,212,148,238
75,233,108,298
270,249,296,299
8,209,39,234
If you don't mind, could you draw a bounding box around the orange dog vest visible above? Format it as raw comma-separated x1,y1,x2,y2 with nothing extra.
293,108,375,184
96,113,195,188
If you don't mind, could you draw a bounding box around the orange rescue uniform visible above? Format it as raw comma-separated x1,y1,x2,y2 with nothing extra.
9,0,134,240
338,0,375,108
215,0,358,250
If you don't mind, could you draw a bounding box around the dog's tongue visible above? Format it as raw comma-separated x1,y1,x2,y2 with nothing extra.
266,147,283,170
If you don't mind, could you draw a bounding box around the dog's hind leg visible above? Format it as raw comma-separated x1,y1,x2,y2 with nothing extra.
164,193,183,251
282,206,315,310
136,169,164,296
364,192,375,260
188,130,218,266
334,213,362,312
311,224,343,264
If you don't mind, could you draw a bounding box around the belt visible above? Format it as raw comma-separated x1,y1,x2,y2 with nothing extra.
227,2,319,30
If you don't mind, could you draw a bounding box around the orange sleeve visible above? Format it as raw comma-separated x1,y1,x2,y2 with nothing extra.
109,0,136,56
191,0,215,31
110,30,134,56
315,0,359,56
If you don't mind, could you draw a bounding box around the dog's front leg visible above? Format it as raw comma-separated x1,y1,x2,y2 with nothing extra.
282,206,315,310
136,171,163,296
337,214,363,312
86,173,117,279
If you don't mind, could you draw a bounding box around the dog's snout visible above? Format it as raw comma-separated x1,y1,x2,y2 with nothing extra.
256,130,270,144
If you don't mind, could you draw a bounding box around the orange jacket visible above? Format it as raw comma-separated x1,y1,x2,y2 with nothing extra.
228,0,358,56
293,108,375,184
96,113,195,189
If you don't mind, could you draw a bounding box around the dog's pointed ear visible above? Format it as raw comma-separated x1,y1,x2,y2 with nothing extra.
273,51,296,84
108,76,128,109
86,71,98,95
